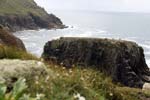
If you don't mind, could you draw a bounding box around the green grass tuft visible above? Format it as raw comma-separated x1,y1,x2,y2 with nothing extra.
0,0,47,16
0,45,38,60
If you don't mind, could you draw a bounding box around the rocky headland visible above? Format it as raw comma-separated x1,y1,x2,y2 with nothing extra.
0,0,65,32
42,37,150,88
0,0,149,99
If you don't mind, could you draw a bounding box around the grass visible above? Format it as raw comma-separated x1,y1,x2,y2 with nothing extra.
0,78,45,100
0,45,149,100
25,63,150,100
0,45,38,60
0,0,47,16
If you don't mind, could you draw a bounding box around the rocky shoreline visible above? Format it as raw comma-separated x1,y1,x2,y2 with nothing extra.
0,0,65,32
0,0,149,99
0,13,65,32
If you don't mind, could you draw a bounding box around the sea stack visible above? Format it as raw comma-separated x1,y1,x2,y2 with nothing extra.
42,37,150,88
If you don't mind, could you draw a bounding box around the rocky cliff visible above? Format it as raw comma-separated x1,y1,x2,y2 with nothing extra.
0,26,25,50
0,0,65,31
42,37,150,88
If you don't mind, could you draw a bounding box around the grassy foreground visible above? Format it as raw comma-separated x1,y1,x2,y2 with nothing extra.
0,46,149,100
1,66,150,100
25,64,150,100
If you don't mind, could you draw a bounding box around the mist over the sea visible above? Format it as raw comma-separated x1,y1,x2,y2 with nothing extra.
14,11,150,67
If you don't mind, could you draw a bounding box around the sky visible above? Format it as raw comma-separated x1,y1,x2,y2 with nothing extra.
35,0,150,12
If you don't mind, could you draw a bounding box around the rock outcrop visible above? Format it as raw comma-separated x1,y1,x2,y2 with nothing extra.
0,0,65,31
0,59,48,90
42,37,150,88
0,27,26,50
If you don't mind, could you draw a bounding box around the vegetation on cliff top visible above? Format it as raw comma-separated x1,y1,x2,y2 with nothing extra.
0,0,47,16
0,46,149,100
24,64,150,100
1,63,149,100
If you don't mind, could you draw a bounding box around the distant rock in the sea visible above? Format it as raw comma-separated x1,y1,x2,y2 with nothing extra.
0,27,26,50
42,37,150,88
0,0,65,31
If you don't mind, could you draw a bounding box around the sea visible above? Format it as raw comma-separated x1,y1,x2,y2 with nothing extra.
14,10,150,67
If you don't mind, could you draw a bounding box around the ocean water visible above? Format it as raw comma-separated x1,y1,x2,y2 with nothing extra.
14,11,150,67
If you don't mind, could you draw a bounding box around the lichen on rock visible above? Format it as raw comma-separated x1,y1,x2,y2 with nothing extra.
0,59,49,90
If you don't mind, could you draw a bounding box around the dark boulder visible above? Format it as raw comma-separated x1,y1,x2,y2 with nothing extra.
42,37,150,88
0,27,26,50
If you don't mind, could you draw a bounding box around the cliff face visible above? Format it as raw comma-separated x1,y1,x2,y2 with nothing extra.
42,37,150,88
0,0,65,31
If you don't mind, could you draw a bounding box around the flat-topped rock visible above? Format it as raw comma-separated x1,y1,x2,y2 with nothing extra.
42,37,150,88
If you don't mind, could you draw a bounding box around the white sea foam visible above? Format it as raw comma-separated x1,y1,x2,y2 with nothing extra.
139,44,150,49
14,28,150,68
146,59,150,67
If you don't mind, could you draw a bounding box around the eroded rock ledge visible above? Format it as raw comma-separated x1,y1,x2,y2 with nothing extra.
42,37,150,88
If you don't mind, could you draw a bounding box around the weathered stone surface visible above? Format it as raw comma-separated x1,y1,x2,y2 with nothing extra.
0,59,48,89
42,37,150,88
0,28,26,50
143,83,150,91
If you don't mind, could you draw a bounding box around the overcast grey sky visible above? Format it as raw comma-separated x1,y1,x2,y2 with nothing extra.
35,0,150,12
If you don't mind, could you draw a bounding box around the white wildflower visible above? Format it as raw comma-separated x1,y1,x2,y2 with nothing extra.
37,62,43,66
69,69,73,73
36,93,45,100
109,93,113,96
62,67,66,70
80,77,84,81
56,73,60,77
74,93,86,100
143,83,150,91
35,81,39,85
45,75,50,82
65,73,69,77
60,62,63,65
